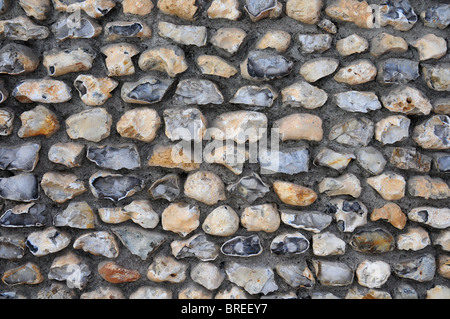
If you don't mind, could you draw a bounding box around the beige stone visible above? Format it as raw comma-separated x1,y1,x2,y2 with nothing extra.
197,55,238,78
336,34,369,56
371,203,407,230
202,205,240,237
334,60,377,85
381,86,432,115
52,0,116,18
18,105,59,138
19,0,51,20
281,81,328,109
273,113,323,142
397,227,431,251
116,108,161,143
241,204,280,233
66,108,112,143
161,202,200,237
318,173,362,198
367,172,406,201
286,0,323,24
123,0,153,15
41,172,87,204
43,48,95,77
147,144,200,172
101,43,140,77
157,0,198,20
210,28,247,55
300,58,339,83
13,79,71,104
74,75,118,106
412,34,447,61
158,22,207,47
139,46,188,77
184,171,226,205
370,33,409,57
413,115,450,150
48,143,84,168
273,181,317,207
375,115,411,145
408,175,449,200
325,0,374,29
98,200,160,229
207,0,241,20
438,256,450,279
256,30,291,53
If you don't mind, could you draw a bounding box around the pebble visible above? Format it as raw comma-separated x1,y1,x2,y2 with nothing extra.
378,0,418,31
312,232,346,256
191,262,225,291
0,203,46,228
334,91,381,113
336,34,368,56
244,0,282,22
225,262,278,295
286,0,323,24
374,115,411,145
221,235,262,257
101,43,139,77
138,46,188,77
158,22,206,47
147,255,188,283
328,198,368,233
274,113,323,142
0,109,14,136
129,286,172,299
280,81,328,109
397,227,431,251
0,16,49,41
74,75,118,106
73,231,119,258
273,181,317,207
80,286,124,299
98,200,159,229
171,233,219,261
174,79,224,106
393,254,436,282
147,144,200,172
86,144,141,170
203,205,239,237
255,30,291,53
297,34,332,54
422,63,450,92
43,48,95,77
381,85,432,115
408,175,449,200
66,108,112,143
0,143,40,172
184,171,226,205
408,207,450,229
104,21,152,42
207,0,241,20
26,227,71,257
420,4,450,29
241,50,293,81
52,14,101,41
13,79,72,104
371,203,407,230
356,260,391,288
312,260,354,287
226,172,270,204
52,0,115,18
18,105,60,138
48,143,84,168
350,228,395,253
0,173,39,202
367,172,406,201
329,117,374,147
259,147,310,175
427,286,450,299
318,19,338,34
412,115,449,150
313,147,355,172
2,262,43,286
116,108,161,143
123,0,153,15
300,58,339,83
276,262,315,289
112,226,166,260
48,252,90,289
89,171,144,202
53,201,96,229
41,172,87,204
121,76,172,105
412,34,447,61
0,43,39,75
98,261,140,284
377,59,420,85
157,0,198,21
241,203,280,233
370,33,409,57
270,232,309,255
334,59,377,85
230,85,277,107
318,173,362,198
280,209,332,233
162,202,200,237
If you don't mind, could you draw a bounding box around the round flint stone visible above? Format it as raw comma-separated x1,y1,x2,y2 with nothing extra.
242,50,293,81
221,235,263,257
270,232,309,255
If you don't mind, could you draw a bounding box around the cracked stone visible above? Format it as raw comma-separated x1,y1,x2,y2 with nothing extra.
0,143,40,172
336,34,369,56
86,144,141,170
313,148,355,172
116,108,161,143
139,46,188,77
0,203,46,228
48,143,84,168
157,0,198,21
370,33,408,57
0,16,49,41
280,209,332,233
0,43,39,75
53,201,96,229
52,13,101,41
158,22,206,47
149,174,181,202
377,59,419,85
26,227,71,257
241,203,280,233
52,0,115,18
412,115,449,150
241,50,293,81
407,175,449,200
13,80,71,104
381,86,432,115
171,233,219,261
41,172,87,204
334,60,377,85
297,34,332,54
74,75,118,106
281,81,328,109
73,231,119,258
422,63,450,92
101,43,139,77
375,115,411,145
225,262,278,295
319,174,362,198
207,0,241,20
104,21,152,42
89,171,144,202
0,174,39,202
43,47,95,77
371,202,407,230
66,108,112,143
378,0,418,31
161,202,200,237
244,0,282,22
48,252,90,289
147,255,188,283
367,172,406,201
273,181,317,207
221,235,262,257
334,91,381,113
421,4,450,29
329,117,374,147
112,226,166,260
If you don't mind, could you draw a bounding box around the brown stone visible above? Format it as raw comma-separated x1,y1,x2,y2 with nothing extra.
207,0,241,20
367,172,406,201
325,0,374,29
161,202,200,237
273,113,323,142
147,144,200,172
370,33,408,57
197,55,238,78
371,203,407,230
273,181,317,207
101,43,140,77
139,46,188,77
123,0,153,15
18,105,59,138
408,175,449,200
286,0,323,24
116,108,161,143
98,261,141,284
157,0,198,21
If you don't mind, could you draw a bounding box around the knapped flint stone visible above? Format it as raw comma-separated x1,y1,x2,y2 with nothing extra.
297,34,332,54
244,0,281,22
26,227,71,257
89,171,144,202
48,143,84,168
171,233,219,261
147,144,200,172
18,105,60,139
334,60,377,85
241,203,280,233
434,153,450,172
0,43,39,75
74,75,118,106
412,115,449,150
411,34,447,61
66,108,112,143
334,91,381,113
105,21,152,42
0,143,40,172
121,76,173,104
329,117,374,147
408,207,450,229
350,228,395,253
149,174,180,202
270,232,309,255
0,203,46,228
138,46,188,77
0,235,26,260
19,0,51,20
48,252,91,290
101,43,140,77
52,13,102,41
116,108,161,143
227,172,270,204
221,235,263,257
13,80,72,104
312,260,353,287
421,4,450,29
370,33,409,57
375,115,411,145
2,262,43,286
41,172,87,204
112,226,166,261
259,147,309,175
73,231,119,258
313,148,355,172
422,63,450,92
273,180,317,206
0,174,39,202
327,198,368,233
173,79,224,105
396,227,431,251
276,262,315,289
225,262,278,295
203,143,248,175
389,147,432,173
86,144,141,171
378,0,418,31
281,81,328,109
393,254,436,282
377,59,419,85
241,50,293,81
0,16,49,41
164,108,207,142
43,48,95,77
52,0,116,18
280,210,333,233
230,85,278,107
53,201,96,229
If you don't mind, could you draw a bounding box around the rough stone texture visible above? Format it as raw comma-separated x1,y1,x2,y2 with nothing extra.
0,0,447,301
